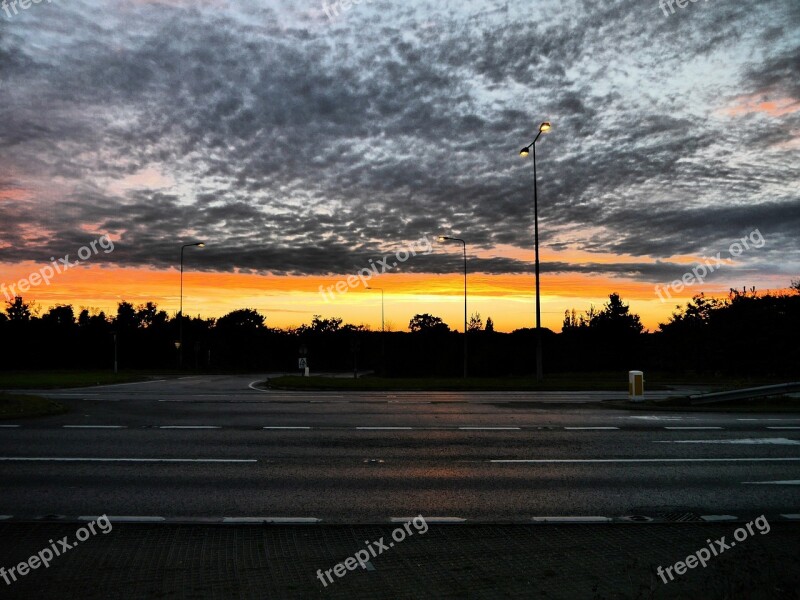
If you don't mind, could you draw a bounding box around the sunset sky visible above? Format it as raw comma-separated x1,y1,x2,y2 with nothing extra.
1,0,798,332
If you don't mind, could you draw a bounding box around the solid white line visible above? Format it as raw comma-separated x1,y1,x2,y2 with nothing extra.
0,457,256,463
742,480,800,485
79,516,165,522
158,425,221,429
63,425,126,429
564,427,619,430
0,425,20,428
263,426,312,430
781,514,800,520
458,427,521,430
532,516,611,523
356,427,413,430
490,458,800,464
766,427,800,430
248,381,265,391
664,426,723,430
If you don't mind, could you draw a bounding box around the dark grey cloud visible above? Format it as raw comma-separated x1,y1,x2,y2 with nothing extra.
0,0,797,283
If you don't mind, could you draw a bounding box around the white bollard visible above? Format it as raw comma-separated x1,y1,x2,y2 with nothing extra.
629,370,644,402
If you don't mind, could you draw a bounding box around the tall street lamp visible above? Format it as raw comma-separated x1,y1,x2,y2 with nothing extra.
179,242,205,369
366,286,385,376
519,121,551,381
438,236,467,378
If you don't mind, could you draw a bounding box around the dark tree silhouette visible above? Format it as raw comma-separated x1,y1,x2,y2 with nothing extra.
6,297,33,321
114,301,138,329
588,294,644,334
468,312,483,332
216,308,266,331
408,313,450,333
42,305,75,326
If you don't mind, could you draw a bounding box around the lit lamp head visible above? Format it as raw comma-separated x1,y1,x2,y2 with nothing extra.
196,243,205,248
539,122,551,133
519,147,530,157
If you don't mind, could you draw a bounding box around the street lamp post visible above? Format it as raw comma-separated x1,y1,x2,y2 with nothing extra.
179,242,205,369
366,286,385,376
438,236,467,378
520,121,551,382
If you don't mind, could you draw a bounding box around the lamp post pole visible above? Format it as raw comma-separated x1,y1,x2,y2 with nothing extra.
179,242,205,369
438,236,467,378
520,122,551,382
366,286,385,376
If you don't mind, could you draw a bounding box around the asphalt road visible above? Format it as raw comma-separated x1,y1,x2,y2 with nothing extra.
1,375,798,522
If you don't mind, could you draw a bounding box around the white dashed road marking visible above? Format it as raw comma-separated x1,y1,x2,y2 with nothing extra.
63,425,126,429
0,457,256,463
564,427,619,430
491,458,800,464
655,438,800,445
664,427,723,430
742,480,800,485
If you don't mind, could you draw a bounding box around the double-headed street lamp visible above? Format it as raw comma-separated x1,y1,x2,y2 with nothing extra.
519,121,551,381
179,242,205,369
438,236,467,378
365,286,385,376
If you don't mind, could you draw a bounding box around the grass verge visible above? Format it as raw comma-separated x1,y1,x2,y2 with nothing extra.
0,371,163,390
0,393,68,419
266,374,667,392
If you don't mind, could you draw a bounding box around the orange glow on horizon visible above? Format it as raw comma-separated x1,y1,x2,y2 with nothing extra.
2,261,789,334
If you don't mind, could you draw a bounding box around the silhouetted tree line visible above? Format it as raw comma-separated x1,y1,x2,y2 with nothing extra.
1,281,798,377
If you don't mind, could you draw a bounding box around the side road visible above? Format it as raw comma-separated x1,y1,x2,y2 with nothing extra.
0,522,798,599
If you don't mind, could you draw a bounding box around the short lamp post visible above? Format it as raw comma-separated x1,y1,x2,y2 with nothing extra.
438,236,467,378
366,286,385,376
179,242,205,369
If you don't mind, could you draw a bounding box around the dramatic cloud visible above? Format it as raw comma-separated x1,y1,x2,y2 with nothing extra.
1,0,797,283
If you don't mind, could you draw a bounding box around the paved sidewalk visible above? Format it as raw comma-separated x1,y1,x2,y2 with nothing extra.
0,522,798,599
